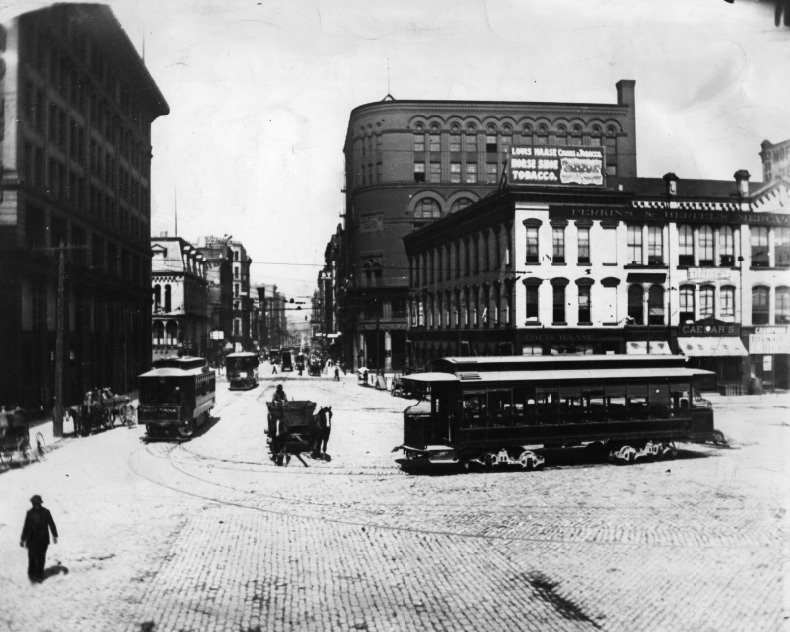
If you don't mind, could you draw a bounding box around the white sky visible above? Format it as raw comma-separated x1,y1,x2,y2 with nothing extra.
3,0,789,300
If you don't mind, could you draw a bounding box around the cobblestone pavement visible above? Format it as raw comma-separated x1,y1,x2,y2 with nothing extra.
0,373,786,632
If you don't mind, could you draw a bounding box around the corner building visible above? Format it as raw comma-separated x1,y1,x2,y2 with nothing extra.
0,4,168,407
404,167,790,391
340,81,637,371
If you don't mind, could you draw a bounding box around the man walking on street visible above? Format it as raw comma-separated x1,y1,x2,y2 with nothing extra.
20,495,58,582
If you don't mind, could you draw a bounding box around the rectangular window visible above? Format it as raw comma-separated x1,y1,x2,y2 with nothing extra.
413,162,425,183
526,227,539,264
465,163,477,184
627,225,642,264
601,227,617,264
775,227,790,266
678,226,694,266
450,134,461,152
752,287,770,324
526,285,539,320
485,134,497,153
578,285,591,323
719,227,735,266
552,227,565,263
465,133,477,153
413,133,424,152
647,226,663,265
776,288,790,323
429,133,440,152
485,162,498,184
429,162,441,183
751,227,769,267
450,162,461,184
699,227,714,266
577,228,590,264
552,285,566,323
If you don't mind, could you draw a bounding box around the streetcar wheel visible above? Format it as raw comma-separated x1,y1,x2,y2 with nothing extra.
518,451,535,471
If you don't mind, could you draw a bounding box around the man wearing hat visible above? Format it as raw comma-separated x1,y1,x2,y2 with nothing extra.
20,495,58,582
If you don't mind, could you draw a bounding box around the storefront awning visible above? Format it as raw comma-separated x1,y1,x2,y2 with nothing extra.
678,337,748,357
626,340,672,354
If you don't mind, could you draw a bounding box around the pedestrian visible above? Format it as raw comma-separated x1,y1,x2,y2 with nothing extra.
334,366,340,381
271,362,278,374
20,495,58,583
272,384,288,403
0,405,9,437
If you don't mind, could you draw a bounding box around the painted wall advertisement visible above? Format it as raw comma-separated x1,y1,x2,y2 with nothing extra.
508,145,605,187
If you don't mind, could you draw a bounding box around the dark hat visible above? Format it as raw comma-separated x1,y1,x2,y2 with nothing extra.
30,495,43,504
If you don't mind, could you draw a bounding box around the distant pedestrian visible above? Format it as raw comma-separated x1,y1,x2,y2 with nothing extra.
271,362,278,375
20,495,58,583
334,366,340,382
0,405,9,437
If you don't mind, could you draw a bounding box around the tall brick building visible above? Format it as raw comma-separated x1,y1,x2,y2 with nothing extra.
338,81,637,371
0,4,168,407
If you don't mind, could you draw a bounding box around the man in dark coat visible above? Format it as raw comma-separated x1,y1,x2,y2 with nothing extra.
20,494,58,582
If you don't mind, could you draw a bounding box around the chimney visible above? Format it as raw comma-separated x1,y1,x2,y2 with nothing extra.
616,79,636,106
663,172,679,197
734,169,751,197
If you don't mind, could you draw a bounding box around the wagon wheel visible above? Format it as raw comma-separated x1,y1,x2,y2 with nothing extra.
35,432,47,460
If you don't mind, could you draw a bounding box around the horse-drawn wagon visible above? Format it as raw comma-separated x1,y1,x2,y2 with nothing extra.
266,400,316,465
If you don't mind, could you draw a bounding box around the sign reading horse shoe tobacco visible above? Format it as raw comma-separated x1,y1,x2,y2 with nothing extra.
508,145,606,187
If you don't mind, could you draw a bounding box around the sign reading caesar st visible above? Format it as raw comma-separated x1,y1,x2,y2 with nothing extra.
509,145,605,187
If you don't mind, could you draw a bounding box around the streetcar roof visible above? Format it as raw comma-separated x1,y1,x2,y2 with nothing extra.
138,367,208,378
226,352,258,358
436,354,685,367
403,366,714,384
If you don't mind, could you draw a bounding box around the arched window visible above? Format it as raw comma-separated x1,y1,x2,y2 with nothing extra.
752,286,770,325
153,284,162,312
450,197,474,213
720,285,736,321
165,321,178,346
699,285,715,318
164,284,172,312
776,286,790,324
152,321,164,345
414,198,441,219
627,285,644,324
679,285,695,323
648,285,664,325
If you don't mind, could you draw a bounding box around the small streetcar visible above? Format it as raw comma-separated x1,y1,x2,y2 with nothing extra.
226,351,259,390
395,354,725,471
138,355,216,438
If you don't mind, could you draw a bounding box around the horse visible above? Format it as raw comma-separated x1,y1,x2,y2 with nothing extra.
311,406,332,459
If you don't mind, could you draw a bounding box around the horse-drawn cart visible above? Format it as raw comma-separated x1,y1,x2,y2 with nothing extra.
78,389,132,435
266,400,317,466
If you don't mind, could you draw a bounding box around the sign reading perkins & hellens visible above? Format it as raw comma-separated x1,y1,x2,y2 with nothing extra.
508,145,606,187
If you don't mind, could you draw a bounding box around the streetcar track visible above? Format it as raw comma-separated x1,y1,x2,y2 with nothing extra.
128,443,771,549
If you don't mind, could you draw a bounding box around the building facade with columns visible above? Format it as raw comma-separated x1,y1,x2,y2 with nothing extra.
339,81,638,372
404,167,790,391
0,4,168,408
150,236,208,361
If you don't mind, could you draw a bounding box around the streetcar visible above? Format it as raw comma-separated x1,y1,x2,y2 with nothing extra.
225,351,259,390
138,355,216,438
395,354,725,470
281,349,293,372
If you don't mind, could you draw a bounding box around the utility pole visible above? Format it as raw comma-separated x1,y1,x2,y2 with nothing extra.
53,242,65,438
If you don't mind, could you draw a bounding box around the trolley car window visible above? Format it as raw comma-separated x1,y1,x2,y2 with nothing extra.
462,392,486,428
488,390,512,426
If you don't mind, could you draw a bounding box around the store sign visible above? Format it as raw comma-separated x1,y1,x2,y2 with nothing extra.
679,319,740,337
749,326,790,354
509,145,605,187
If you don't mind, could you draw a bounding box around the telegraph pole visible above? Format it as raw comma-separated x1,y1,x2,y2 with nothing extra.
53,242,65,438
